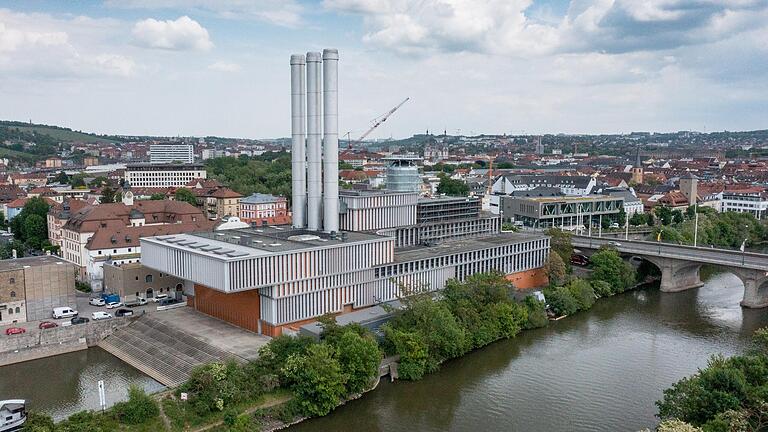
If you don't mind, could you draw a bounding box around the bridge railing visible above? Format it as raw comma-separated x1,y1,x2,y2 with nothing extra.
572,235,768,260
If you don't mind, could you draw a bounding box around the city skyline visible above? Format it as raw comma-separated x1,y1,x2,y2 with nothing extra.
0,0,766,139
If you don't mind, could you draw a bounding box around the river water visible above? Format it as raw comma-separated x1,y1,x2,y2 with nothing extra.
0,347,164,421
291,272,768,432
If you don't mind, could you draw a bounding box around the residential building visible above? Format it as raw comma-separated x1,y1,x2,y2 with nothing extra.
186,179,243,220
150,143,194,164
0,256,76,324
124,163,207,188
103,262,185,300
239,193,289,225
47,199,89,248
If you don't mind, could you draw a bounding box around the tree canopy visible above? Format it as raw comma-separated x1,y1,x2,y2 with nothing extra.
436,174,469,197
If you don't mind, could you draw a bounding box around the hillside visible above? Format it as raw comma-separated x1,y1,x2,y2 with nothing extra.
0,120,120,144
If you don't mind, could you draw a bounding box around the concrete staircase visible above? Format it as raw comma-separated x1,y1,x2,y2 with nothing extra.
99,315,240,388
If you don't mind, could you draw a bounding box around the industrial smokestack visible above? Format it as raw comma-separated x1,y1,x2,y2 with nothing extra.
290,54,307,229
322,49,339,233
306,52,323,231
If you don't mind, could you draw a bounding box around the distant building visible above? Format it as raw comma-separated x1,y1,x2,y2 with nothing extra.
501,193,623,228
384,155,421,193
0,256,76,324
150,143,194,164
239,193,289,224
103,262,185,301
124,163,207,188
186,179,243,220
44,157,63,168
721,189,768,219
679,172,698,206
83,156,100,167
631,145,644,184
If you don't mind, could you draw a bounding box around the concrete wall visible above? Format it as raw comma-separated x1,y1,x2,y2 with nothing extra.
24,261,77,321
0,316,134,366
104,263,184,299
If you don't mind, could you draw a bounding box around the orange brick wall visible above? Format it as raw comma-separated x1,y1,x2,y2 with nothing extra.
505,267,548,290
193,284,261,333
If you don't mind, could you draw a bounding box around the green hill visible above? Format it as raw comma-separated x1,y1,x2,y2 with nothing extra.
0,120,119,143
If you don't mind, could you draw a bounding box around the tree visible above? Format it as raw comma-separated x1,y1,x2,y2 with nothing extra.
100,185,117,204
630,212,646,226
590,247,636,294
647,212,656,227
111,385,159,425
70,174,86,188
522,296,548,329
436,174,469,196
22,214,47,249
10,197,50,249
149,193,166,200
685,205,696,220
544,251,567,286
617,208,627,227
656,206,673,225
567,279,596,311
334,330,381,394
545,228,573,267
544,286,579,316
282,343,347,417
175,188,199,206
672,209,684,224
52,170,69,184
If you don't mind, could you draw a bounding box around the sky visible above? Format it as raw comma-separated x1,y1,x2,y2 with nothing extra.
0,0,766,139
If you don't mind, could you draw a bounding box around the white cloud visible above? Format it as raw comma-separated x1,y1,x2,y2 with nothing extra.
132,16,213,51
107,0,304,27
208,61,241,72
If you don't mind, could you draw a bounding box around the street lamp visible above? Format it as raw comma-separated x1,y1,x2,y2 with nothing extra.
693,203,699,247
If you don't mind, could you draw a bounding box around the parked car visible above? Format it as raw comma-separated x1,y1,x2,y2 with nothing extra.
609,222,620,229
570,254,590,266
4,327,26,335
105,301,123,309
38,321,58,329
150,294,169,303
71,317,90,325
158,298,180,307
88,298,106,307
115,308,134,317
52,307,78,319
124,295,147,307
91,311,113,320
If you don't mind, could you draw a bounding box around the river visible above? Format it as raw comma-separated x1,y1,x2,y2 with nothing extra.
290,272,768,432
0,347,164,421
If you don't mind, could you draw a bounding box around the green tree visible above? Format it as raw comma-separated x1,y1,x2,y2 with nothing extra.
282,343,347,417
53,170,69,184
383,326,430,380
149,193,166,200
175,188,199,206
567,278,596,311
685,205,696,220
590,247,636,294
100,185,117,204
630,212,646,226
544,251,567,286
522,296,548,329
672,209,684,224
70,174,86,188
334,330,381,394
617,208,627,227
436,174,469,196
545,228,573,267
647,212,656,227
656,206,673,225
544,286,579,316
22,214,47,249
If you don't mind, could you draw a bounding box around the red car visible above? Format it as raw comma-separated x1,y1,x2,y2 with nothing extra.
38,321,58,329
5,327,26,335
571,254,590,266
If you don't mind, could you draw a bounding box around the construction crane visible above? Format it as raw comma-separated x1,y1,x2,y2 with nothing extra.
347,97,410,149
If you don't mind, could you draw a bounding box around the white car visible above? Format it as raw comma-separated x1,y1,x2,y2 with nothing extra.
52,307,78,319
151,294,169,303
91,311,113,320
608,241,622,247
105,301,123,309
609,223,620,229
88,298,105,307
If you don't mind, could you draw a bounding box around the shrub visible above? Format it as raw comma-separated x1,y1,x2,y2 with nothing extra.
21,411,55,432
282,343,347,417
58,410,107,432
544,286,579,317
179,360,249,415
384,326,431,380
112,385,159,425
590,248,636,293
591,280,613,298
334,330,382,394
567,279,596,311
522,296,548,329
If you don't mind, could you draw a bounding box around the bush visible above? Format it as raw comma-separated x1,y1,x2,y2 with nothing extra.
384,326,431,380
58,410,107,432
592,280,613,298
522,296,548,329
21,411,55,432
75,281,92,293
112,385,159,425
334,330,382,394
179,360,249,415
590,248,636,293
282,343,347,417
544,286,579,317
567,279,596,311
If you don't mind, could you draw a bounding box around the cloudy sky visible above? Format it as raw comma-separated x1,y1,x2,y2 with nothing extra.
0,0,766,139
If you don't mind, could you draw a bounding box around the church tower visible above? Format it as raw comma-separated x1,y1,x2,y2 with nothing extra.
631,145,644,184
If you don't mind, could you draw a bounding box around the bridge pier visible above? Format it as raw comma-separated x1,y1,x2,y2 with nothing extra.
646,258,703,293
735,269,768,308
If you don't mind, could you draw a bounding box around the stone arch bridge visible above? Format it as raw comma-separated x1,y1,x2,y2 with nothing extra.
571,236,768,308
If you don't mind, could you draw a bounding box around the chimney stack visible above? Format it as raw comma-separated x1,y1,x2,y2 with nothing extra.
305,52,323,231
322,49,339,233
290,54,307,228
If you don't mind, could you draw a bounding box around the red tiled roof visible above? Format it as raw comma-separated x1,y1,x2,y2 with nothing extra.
85,220,216,250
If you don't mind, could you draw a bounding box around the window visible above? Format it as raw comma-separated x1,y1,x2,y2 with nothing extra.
135,276,139,281
9,278,14,284
8,309,12,315
145,275,153,283
9,291,15,298
15,307,19,313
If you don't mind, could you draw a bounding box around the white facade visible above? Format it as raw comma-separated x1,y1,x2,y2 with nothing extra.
150,144,194,164
125,164,207,188
721,192,768,219
339,191,418,231
86,245,142,290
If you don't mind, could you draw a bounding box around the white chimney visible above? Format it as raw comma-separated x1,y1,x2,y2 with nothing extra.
306,51,323,231
322,49,339,233
290,54,307,228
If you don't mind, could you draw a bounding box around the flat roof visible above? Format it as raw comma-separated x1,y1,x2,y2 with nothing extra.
393,232,547,262
509,194,620,203
0,255,71,271
143,226,391,260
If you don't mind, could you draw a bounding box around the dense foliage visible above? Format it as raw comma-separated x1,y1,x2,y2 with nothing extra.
651,209,768,251
545,228,573,271
111,386,159,425
205,152,292,198
9,196,51,251
383,273,529,380
174,188,198,207
544,251,567,286
436,173,469,196
589,247,637,294
656,327,768,431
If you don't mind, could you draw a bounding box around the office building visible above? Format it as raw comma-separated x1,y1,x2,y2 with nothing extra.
501,193,623,228
124,163,207,188
150,144,194,164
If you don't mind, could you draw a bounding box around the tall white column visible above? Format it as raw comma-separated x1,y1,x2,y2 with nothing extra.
290,54,307,228
322,49,339,233
306,52,323,231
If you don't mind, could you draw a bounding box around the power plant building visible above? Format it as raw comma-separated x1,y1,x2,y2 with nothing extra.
140,48,551,337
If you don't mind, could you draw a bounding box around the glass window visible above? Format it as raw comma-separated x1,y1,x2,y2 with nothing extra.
9,291,15,298
145,275,153,283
